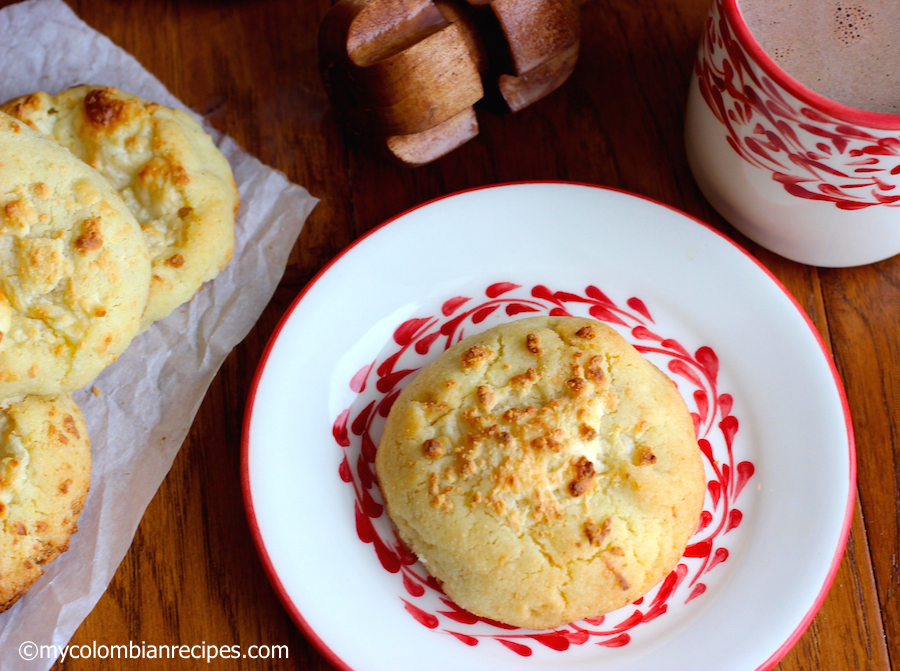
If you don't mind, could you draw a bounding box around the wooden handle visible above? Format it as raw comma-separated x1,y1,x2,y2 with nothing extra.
319,0,484,132
475,0,579,77
319,0,580,165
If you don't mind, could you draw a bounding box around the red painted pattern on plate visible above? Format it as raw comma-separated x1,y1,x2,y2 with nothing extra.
695,0,900,209
332,283,753,655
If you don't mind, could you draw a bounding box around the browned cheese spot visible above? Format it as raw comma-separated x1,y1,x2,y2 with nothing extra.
510,367,539,387
579,424,598,441
428,472,440,496
567,377,588,395
59,478,72,494
15,522,26,535
171,164,190,187
75,217,103,253
476,385,496,410
568,456,595,496
4,198,37,228
503,406,537,425
636,446,657,466
460,456,477,476
525,333,543,356
422,438,444,459
603,556,631,590
531,429,565,452
463,406,485,429
586,356,606,385
166,254,185,268
84,88,129,130
2,94,41,128
462,344,493,371
575,325,596,340
584,518,611,546
63,414,80,439
423,400,449,418
488,494,506,514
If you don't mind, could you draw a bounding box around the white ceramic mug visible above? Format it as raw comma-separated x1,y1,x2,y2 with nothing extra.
685,0,900,267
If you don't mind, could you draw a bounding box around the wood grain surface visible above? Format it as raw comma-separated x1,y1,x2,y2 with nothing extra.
0,0,893,669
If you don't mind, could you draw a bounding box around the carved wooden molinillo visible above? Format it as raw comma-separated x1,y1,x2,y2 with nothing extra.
319,0,580,166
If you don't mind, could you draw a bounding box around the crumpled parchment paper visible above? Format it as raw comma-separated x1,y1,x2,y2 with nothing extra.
0,0,318,667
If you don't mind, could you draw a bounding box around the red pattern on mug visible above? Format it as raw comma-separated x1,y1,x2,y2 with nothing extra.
695,0,900,210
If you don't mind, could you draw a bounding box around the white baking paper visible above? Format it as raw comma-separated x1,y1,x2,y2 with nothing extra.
0,0,319,667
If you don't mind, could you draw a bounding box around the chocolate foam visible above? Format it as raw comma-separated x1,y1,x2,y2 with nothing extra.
738,0,900,114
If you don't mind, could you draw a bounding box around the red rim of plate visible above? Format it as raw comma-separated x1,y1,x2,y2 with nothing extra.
240,181,856,671
723,0,900,131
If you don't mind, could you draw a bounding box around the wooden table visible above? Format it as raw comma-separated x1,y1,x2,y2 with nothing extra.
0,0,889,668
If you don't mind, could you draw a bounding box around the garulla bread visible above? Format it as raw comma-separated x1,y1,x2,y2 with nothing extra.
0,394,91,612
375,316,705,630
0,111,150,402
1,85,239,330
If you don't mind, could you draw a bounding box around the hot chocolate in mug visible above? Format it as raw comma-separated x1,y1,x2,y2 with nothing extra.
685,0,900,267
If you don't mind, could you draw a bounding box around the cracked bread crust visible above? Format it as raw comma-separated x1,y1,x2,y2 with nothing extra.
0,394,91,612
0,113,150,402
1,85,239,330
375,316,705,630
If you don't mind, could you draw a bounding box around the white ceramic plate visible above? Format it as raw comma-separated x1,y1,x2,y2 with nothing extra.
242,183,854,671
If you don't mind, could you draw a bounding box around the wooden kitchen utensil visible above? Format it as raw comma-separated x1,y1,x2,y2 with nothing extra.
319,0,580,165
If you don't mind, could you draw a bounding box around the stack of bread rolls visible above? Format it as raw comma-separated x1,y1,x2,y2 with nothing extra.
0,85,238,611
